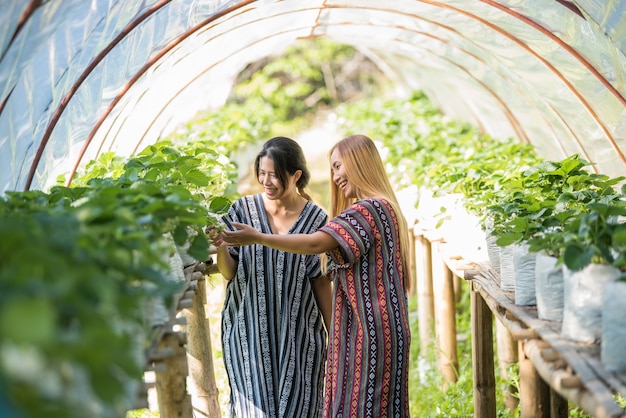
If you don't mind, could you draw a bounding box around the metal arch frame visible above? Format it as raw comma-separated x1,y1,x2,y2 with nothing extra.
128,18,544,161
23,0,256,189
61,0,257,186
130,3,610,169
439,0,625,164
23,0,174,189
21,0,625,189
0,1,43,115
88,9,530,167
351,10,579,157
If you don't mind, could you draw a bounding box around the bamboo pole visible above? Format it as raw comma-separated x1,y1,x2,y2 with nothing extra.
470,283,496,417
496,319,520,414
182,271,221,418
408,225,417,297
154,332,192,418
519,340,550,418
453,273,462,304
551,388,568,418
431,241,458,385
414,231,434,354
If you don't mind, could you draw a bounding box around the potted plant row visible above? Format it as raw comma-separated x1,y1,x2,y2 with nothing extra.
483,155,626,371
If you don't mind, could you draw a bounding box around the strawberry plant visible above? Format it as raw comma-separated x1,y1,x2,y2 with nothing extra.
560,195,626,272
1,135,238,417
487,155,625,265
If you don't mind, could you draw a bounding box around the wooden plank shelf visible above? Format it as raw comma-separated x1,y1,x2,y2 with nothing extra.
420,234,626,418
469,267,626,417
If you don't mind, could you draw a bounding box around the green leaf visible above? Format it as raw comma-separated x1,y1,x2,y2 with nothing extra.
563,245,594,271
0,297,56,344
187,233,210,261
181,169,210,187
208,196,232,213
173,226,188,247
614,226,626,246
496,233,523,247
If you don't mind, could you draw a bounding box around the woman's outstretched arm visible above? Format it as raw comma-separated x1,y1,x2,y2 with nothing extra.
222,222,338,255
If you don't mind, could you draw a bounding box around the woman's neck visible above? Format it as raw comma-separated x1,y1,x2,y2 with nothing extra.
263,192,305,214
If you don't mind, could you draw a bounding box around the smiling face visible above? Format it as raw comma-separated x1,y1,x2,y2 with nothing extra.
330,148,356,198
258,156,299,200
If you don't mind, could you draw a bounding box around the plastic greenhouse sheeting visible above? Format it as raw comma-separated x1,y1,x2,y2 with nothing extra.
0,0,624,194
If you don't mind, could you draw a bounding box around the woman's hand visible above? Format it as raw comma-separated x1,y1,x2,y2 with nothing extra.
204,224,227,247
221,222,260,246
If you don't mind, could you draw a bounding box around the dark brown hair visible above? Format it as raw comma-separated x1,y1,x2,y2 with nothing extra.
254,136,312,200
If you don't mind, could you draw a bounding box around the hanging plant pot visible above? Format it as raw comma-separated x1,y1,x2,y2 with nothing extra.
499,244,515,292
513,243,536,305
534,252,564,321
561,263,621,343
601,280,626,372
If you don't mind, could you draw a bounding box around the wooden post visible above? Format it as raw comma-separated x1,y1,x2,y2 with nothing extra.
408,225,417,297
453,274,462,304
470,283,496,417
431,241,458,385
155,332,192,418
551,388,568,418
496,320,519,414
182,273,221,418
518,340,550,418
415,231,434,354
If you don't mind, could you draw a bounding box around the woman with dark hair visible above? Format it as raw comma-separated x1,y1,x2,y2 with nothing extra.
209,136,331,418
220,134,412,418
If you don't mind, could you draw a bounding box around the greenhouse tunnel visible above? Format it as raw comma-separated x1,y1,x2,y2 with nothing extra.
0,0,625,196
3,1,626,417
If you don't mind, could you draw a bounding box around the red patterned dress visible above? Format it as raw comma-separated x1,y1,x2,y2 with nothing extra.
320,198,411,417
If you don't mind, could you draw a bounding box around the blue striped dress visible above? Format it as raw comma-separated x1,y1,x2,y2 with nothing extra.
222,194,328,418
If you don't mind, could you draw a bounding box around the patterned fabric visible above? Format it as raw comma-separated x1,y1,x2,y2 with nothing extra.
222,194,329,418
320,198,410,418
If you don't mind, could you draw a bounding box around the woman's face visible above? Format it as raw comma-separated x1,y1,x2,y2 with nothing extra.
330,148,356,198
258,156,299,200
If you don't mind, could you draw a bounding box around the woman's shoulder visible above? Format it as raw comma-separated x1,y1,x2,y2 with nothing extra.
352,197,390,211
233,193,262,205
305,199,326,212
348,198,398,222
229,194,262,215
304,200,328,221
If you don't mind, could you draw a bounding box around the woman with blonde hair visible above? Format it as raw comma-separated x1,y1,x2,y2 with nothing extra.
221,134,412,417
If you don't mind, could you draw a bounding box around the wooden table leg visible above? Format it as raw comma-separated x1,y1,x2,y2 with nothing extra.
496,319,519,414
551,388,568,418
519,340,550,418
415,234,434,355
432,242,458,385
471,283,496,417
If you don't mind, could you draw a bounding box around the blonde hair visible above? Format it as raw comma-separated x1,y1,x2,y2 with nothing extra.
324,134,412,293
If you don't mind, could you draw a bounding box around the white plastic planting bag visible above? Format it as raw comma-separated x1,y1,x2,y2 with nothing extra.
561,264,620,343
601,281,626,372
534,252,563,321
484,218,501,274
499,244,515,292
513,244,536,305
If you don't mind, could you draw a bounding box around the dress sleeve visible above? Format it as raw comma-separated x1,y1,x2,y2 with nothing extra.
320,201,374,267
